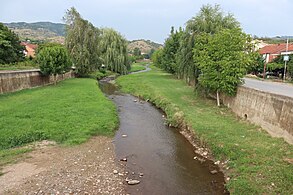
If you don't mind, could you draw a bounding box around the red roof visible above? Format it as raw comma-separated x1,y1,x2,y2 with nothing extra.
20,42,38,50
259,43,293,55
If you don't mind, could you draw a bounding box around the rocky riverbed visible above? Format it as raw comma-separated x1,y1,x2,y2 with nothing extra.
0,137,125,194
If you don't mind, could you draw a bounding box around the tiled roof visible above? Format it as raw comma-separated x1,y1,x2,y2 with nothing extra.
259,43,293,55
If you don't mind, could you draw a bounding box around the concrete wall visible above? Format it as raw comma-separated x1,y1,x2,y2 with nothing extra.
222,86,293,144
0,69,74,94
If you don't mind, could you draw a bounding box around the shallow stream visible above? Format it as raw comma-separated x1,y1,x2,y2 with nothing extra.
99,77,227,195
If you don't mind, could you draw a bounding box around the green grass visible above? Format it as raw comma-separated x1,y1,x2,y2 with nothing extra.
0,78,118,149
0,60,38,71
116,66,293,194
130,62,147,73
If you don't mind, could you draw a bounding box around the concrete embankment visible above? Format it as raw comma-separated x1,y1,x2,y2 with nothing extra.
222,86,293,144
0,69,74,94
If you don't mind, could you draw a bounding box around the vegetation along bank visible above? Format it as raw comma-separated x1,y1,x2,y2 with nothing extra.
0,78,118,173
116,66,293,194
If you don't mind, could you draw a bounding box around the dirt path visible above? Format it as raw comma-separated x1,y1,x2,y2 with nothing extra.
0,137,125,194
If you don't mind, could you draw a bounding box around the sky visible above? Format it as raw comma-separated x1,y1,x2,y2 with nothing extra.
1,0,292,43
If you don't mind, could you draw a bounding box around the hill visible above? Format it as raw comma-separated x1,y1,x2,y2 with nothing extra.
4,22,66,43
128,39,163,54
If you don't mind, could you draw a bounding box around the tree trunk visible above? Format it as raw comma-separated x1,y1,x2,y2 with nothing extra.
216,89,220,107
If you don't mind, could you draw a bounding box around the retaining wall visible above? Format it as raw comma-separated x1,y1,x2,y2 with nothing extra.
222,86,293,144
0,69,74,94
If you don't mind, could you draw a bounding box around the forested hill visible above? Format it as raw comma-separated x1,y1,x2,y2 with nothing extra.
128,39,163,53
3,22,66,43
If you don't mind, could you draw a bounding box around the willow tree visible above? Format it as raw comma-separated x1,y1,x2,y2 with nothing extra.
63,7,101,76
176,4,240,86
99,28,130,74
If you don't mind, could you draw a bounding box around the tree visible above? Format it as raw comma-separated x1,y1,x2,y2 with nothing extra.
157,27,183,74
99,28,130,74
186,4,240,35
194,28,251,106
0,23,24,64
37,45,71,85
133,47,141,57
64,7,101,76
175,4,241,86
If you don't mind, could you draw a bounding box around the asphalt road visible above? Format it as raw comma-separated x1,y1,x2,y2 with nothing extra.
243,78,293,98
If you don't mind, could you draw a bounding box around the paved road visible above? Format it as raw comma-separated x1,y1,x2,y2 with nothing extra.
243,78,293,98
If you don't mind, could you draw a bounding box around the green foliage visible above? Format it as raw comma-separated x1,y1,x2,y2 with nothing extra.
100,28,130,74
133,47,141,56
0,78,118,150
130,62,147,73
0,23,24,64
36,44,71,84
195,28,251,96
0,59,37,71
88,70,116,80
64,7,101,76
116,67,293,195
186,4,240,34
266,62,283,72
154,27,183,74
246,52,264,74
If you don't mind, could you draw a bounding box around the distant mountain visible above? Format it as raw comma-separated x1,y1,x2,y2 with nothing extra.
255,35,293,44
3,22,66,43
128,39,163,54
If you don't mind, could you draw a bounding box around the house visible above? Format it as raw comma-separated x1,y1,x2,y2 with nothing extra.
259,43,293,63
20,42,38,58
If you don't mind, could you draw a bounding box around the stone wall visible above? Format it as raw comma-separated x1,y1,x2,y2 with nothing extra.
222,86,293,144
0,69,74,94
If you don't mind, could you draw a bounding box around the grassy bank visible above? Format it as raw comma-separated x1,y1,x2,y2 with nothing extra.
0,78,118,169
116,66,293,194
130,62,147,73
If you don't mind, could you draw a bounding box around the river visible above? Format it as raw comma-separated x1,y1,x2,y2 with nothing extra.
99,73,227,194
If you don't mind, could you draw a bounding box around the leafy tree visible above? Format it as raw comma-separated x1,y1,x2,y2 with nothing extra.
133,47,141,57
0,23,24,64
99,28,130,74
194,28,251,106
64,7,101,76
175,4,241,86
186,4,240,35
37,44,71,85
157,27,183,74
151,49,163,67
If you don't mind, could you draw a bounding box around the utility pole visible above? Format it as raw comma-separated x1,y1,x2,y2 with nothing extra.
283,38,289,81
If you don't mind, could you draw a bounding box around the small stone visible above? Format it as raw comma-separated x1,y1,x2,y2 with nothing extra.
203,151,208,156
132,172,135,175
162,115,165,118
271,183,275,186
226,177,230,181
127,180,140,185
139,173,144,177
122,134,127,138
118,173,124,176
210,170,218,174
214,161,220,165
146,99,149,102
113,170,118,174
134,100,137,102
193,156,197,160
120,158,127,162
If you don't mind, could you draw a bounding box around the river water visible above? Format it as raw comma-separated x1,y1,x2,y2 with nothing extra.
99,77,227,195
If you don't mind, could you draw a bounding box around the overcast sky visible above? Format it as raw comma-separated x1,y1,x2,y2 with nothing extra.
1,0,292,43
